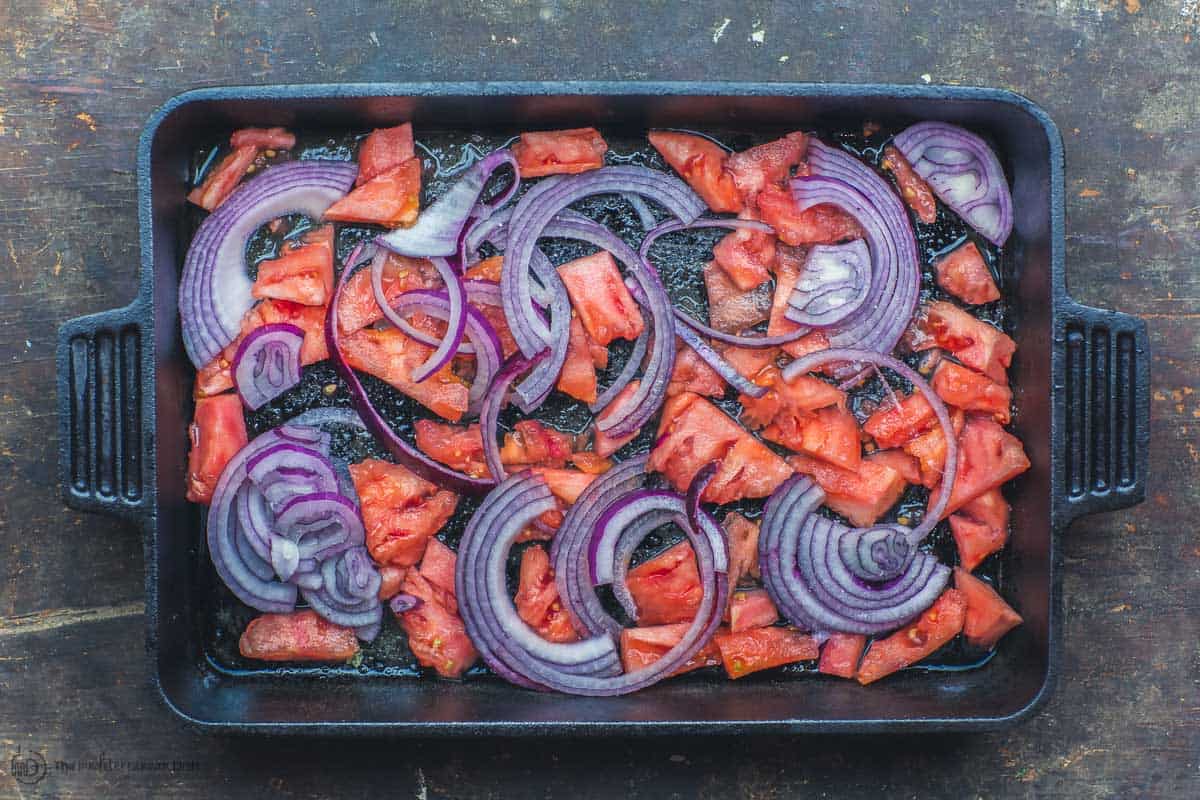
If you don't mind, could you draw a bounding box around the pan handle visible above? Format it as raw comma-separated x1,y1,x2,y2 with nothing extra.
57,301,153,527
1055,299,1150,527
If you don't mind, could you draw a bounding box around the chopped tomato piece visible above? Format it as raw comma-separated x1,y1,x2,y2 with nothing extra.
724,511,761,587
726,131,808,201
418,537,457,600
667,341,726,398
619,623,722,675
912,301,1015,385
789,405,863,471
185,394,248,504
863,392,936,449
953,567,1023,649
396,570,477,678
757,184,863,246
349,458,459,567
188,144,258,211
586,332,609,368
881,145,937,224
712,226,776,291
464,254,503,282
932,361,1012,423
649,393,791,504
196,299,330,397
530,468,598,505
557,316,600,403
251,224,334,306
471,295,519,359
702,260,772,334
788,454,908,528
714,626,819,679
356,123,415,186
336,252,441,337
648,130,741,213
950,488,1010,570
627,541,703,626
934,241,1000,305
514,544,579,643
340,327,469,421
414,420,490,479
568,452,612,474
592,380,642,457
499,420,576,469
728,588,779,632
740,368,850,456
721,344,777,383
865,449,922,485
818,633,867,679
927,416,1030,519
557,251,645,345
512,127,607,178
903,408,966,488
239,610,358,662
377,565,406,601
324,157,421,228
856,589,967,685
768,245,832,359
230,127,295,150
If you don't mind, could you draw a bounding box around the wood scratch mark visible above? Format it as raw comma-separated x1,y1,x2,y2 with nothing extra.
0,602,142,637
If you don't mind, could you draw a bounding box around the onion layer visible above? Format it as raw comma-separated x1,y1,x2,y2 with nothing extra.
232,323,305,410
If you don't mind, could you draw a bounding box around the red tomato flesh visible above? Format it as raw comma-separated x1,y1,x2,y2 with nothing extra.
239,610,358,662
356,123,415,186
912,301,1015,385
927,416,1031,519
414,420,490,479
251,224,334,307
349,458,459,568
499,420,576,469
724,511,761,587
530,468,598,506
626,540,703,626
881,145,937,224
377,565,406,601
712,226,776,291
932,360,1012,423
324,156,421,228
934,241,1000,305
648,130,742,213
514,544,579,643
950,488,1010,570
863,392,936,449
865,449,922,485
185,393,248,504
726,131,808,201
196,299,330,398
953,567,1023,649
728,588,779,632
230,127,295,150
856,589,967,685
335,252,442,337
619,623,722,675
702,260,773,333
557,316,601,404
557,251,645,346
340,326,469,422
396,569,477,678
512,127,607,178
187,144,258,211
592,380,642,458
714,626,819,679
757,184,864,246
818,633,867,679
902,408,965,488
418,537,457,600
788,453,908,528
667,342,726,398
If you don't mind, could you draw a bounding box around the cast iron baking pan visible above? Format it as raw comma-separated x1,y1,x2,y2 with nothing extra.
56,82,1149,735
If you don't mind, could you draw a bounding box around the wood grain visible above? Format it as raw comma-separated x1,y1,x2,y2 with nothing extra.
1,1,1197,798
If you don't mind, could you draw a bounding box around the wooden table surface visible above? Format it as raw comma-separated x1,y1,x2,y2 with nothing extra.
1,1,1196,797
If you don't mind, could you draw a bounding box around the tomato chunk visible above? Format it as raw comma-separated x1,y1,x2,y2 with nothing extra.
865,449,922,486
714,626,819,679
726,131,808,201
953,567,1023,649
912,301,1015,385
881,145,937,224
514,544,579,643
512,127,607,178
648,130,741,213
324,157,421,228
788,454,908,528
557,316,601,403
187,144,258,211
340,327,469,421
185,394,248,504
251,224,334,307
239,610,359,662
902,408,965,488
336,252,442,337
702,260,772,334
927,416,1030,519
712,226,776,291
728,588,779,632
934,241,1000,305
740,368,854,467
724,511,761,587
349,458,459,568
568,452,612,474
557,251,645,346
592,380,642,458
464,254,503,282
855,589,967,685
356,123,415,186
757,184,863,246
230,127,296,150
721,344,777,383
619,623,722,675
377,565,407,601
414,420,490,479
667,341,726,398
626,541,703,626
863,392,936,449
950,488,1010,570
499,420,576,469
932,360,1012,423
531,468,598,505
418,537,457,601
706,437,796,506
396,569,477,678
818,633,867,679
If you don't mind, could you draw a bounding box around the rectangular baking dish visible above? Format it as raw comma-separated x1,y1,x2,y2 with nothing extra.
56,82,1149,735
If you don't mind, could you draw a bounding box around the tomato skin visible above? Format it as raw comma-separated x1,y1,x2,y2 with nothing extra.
933,241,1000,305
251,224,334,307
239,610,359,662
902,408,965,488
340,327,469,422
592,380,642,458
349,458,459,568
667,342,726,398
927,416,1030,519
728,588,779,632
932,360,1012,423
514,544,579,643
626,541,704,626
881,145,937,224
863,392,937,449
187,145,258,211
788,453,908,528
500,421,576,469
396,569,477,678
818,633,867,679
757,184,863,246
414,420,490,479
557,251,645,346
949,488,1010,570
356,123,415,186
324,157,421,228
712,227,776,291
864,449,922,486
702,260,773,334
856,590,968,685
185,393,248,504
512,127,607,178
648,131,742,213
619,623,722,675
418,538,458,600
530,467,597,505
913,301,1015,385
557,316,600,404
230,127,296,150
713,626,819,679
953,567,1023,649
726,131,808,201
724,511,761,587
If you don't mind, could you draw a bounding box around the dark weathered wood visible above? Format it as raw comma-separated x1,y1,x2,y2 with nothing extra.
1,1,1196,797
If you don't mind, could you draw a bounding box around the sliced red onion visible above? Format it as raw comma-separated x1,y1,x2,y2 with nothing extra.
389,593,422,613
269,536,301,582
892,121,1013,246
232,323,305,410
623,192,658,230
590,490,683,585
301,546,383,630
480,351,550,482
512,251,571,413
370,254,467,383
377,149,519,257
326,244,497,494
285,406,367,431
245,442,340,512
781,347,958,540
275,491,365,562
590,323,649,413
608,511,682,620
786,239,871,328
180,160,357,368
